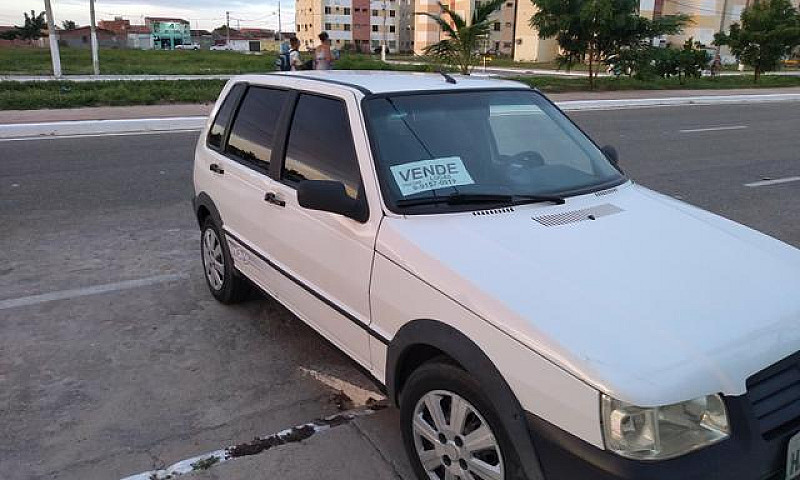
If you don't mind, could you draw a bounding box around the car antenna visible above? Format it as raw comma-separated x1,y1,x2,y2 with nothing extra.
438,69,457,84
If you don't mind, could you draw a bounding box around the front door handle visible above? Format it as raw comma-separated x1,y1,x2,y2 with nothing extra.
264,192,286,207
209,163,224,174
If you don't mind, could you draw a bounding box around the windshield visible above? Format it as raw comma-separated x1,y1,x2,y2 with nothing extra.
364,89,625,213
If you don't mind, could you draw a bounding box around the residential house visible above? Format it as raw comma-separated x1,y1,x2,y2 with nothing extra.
145,17,191,49
191,29,213,49
57,26,122,49
99,17,153,49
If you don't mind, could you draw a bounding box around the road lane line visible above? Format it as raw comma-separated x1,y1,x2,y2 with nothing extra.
0,273,189,310
679,125,748,133
744,176,800,187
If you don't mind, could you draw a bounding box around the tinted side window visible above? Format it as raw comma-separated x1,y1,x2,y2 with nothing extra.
225,87,288,173
283,95,361,199
208,83,245,149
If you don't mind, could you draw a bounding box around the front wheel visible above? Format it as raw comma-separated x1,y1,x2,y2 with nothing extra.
400,361,526,480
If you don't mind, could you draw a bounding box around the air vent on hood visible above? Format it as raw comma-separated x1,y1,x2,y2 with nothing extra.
595,188,618,197
533,204,623,227
472,207,515,216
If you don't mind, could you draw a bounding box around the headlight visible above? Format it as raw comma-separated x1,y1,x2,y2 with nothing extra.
601,393,730,460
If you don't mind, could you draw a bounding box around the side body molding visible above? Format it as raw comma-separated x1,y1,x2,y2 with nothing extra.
386,319,546,480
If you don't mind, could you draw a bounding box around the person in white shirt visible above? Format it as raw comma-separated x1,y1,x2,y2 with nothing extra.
289,37,303,71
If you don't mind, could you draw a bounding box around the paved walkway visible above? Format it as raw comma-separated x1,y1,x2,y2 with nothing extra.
3,87,800,125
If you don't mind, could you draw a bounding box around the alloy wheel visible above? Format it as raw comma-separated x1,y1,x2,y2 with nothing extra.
412,390,504,480
202,228,225,291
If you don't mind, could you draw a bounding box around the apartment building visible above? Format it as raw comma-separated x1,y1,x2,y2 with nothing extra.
296,0,412,52
414,0,558,61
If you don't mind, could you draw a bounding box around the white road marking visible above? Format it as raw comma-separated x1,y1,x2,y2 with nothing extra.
0,128,200,142
679,125,748,133
0,273,189,310
744,176,800,187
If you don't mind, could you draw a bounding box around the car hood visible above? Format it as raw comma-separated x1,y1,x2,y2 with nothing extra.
376,182,800,406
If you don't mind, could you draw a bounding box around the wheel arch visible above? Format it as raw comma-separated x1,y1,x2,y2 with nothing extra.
386,318,545,480
193,192,223,228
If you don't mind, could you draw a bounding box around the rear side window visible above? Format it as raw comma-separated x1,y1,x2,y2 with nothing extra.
283,94,361,199
208,83,245,149
225,87,289,174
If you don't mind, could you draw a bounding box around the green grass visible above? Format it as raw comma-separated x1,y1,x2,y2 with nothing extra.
333,53,436,72
0,80,226,110
0,46,281,75
512,74,800,92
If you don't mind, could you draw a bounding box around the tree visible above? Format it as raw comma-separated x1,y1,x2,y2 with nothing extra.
61,20,77,30
1,10,47,42
529,0,688,88
417,0,505,75
714,0,800,83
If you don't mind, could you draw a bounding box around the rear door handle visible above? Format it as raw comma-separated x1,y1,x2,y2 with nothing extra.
264,192,285,207
209,163,224,174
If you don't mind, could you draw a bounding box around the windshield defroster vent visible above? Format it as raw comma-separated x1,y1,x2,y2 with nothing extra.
472,207,515,216
533,204,623,227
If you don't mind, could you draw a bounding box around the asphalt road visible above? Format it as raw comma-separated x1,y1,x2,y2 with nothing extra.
1,101,798,480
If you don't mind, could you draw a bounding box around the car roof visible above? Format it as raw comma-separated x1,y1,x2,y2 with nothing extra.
235,70,531,95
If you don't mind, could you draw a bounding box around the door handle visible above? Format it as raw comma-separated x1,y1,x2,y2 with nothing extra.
209,163,224,174
264,192,286,207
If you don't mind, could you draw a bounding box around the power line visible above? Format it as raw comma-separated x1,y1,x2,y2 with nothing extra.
662,0,741,17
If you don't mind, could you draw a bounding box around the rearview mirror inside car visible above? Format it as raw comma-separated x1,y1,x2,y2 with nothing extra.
297,180,368,223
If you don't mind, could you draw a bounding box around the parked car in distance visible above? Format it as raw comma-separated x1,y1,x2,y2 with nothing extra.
175,43,200,50
193,71,800,480
209,44,232,51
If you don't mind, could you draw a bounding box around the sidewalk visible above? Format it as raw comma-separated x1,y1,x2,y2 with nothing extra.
3,87,799,126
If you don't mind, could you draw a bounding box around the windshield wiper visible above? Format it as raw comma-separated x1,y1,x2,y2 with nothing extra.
396,193,565,208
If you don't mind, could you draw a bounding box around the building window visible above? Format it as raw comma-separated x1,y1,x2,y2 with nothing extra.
506,1,513,6
372,39,380,47
372,24,379,32
344,7,351,14
389,9,396,17
389,40,396,49
325,22,332,30
505,21,512,27
503,41,513,48
493,22,500,31
475,0,482,8
389,25,395,33
324,6,332,13
371,9,379,16
344,23,351,31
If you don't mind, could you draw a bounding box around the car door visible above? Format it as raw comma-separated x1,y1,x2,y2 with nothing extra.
205,84,292,292
254,90,381,369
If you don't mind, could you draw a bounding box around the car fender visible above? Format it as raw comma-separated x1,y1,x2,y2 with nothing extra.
193,192,223,228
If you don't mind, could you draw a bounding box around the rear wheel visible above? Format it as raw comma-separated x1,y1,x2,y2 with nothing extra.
200,217,250,304
400,361,526,480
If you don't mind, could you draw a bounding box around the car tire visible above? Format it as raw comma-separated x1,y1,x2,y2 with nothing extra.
400,360,527,480
200,217,250,304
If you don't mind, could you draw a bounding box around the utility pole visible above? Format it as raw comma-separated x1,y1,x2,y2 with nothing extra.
89,0,100,75
43,0,61,78
717,0,730,55
226,11,231,46
381,0,387,61
277,0,282,38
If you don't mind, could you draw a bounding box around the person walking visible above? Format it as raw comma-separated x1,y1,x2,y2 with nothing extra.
314,31,332,70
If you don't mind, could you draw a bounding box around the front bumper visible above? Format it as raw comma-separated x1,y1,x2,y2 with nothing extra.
526,395,794,480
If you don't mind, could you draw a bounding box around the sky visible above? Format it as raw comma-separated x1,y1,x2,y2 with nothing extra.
0,0,296,32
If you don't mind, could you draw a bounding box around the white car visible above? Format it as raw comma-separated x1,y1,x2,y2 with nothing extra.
175,43,200,50
193,71,800,480
209,44,232,51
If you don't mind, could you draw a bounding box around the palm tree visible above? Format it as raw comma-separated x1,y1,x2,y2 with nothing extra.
418,0,505,75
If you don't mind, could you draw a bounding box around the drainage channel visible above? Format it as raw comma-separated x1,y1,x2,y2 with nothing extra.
120,400,388,480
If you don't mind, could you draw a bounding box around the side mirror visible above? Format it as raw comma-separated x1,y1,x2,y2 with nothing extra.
297,180,368,223
601,145,619,166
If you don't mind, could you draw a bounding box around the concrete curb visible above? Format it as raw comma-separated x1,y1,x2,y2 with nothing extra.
0,116,207,139
1,93,799,140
